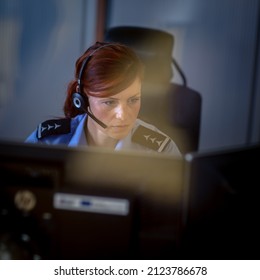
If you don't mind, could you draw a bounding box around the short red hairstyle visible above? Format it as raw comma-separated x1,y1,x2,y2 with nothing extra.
63,41,144,118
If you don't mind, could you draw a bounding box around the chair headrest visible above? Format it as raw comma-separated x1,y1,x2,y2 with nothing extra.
105,26,174,83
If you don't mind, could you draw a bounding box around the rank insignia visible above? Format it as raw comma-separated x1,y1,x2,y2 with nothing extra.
37,118,71,139
132,125,171,152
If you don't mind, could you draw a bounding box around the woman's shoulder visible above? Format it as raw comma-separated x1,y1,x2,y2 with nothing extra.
132,119,182,156
25,114,85,144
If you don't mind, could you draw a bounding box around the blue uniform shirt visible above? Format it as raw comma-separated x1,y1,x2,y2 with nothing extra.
26,114,181,156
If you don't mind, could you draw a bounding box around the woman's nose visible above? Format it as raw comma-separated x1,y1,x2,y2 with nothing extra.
115,104,127,120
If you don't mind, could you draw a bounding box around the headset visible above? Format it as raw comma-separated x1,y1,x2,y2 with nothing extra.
72,44,115,129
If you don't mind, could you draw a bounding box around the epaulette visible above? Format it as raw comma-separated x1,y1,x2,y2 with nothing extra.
132,125,171,152
37,118,71,139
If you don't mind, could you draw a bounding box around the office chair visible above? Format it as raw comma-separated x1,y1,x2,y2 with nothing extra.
105,26,202,153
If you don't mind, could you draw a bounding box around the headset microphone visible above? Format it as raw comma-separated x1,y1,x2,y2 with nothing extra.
86,107,108,129
72,92,107,129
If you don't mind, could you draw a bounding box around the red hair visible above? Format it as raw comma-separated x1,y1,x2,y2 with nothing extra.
64,41,144,118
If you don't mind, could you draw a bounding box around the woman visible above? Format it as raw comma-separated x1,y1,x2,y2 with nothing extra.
26,41,181,156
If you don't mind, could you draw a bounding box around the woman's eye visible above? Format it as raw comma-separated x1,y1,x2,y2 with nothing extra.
129,97,140,104
103,100,116,106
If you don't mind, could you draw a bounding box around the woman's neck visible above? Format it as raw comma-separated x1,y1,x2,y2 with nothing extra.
85,119,118,148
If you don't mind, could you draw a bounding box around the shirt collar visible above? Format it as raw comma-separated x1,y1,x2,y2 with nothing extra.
68,114,88,147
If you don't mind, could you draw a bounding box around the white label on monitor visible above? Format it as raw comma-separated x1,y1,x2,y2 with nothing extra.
53,192,129,216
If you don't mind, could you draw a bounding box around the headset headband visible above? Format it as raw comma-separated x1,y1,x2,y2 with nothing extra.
77,43,115,92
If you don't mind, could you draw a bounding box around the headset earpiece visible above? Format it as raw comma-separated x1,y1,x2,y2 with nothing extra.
72,92,86,111
71,55,90,112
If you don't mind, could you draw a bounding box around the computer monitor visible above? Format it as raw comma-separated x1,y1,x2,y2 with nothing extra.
181,144,260,259
0,140,184,260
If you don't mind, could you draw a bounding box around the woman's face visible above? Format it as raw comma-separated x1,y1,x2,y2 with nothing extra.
87,77,142,140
